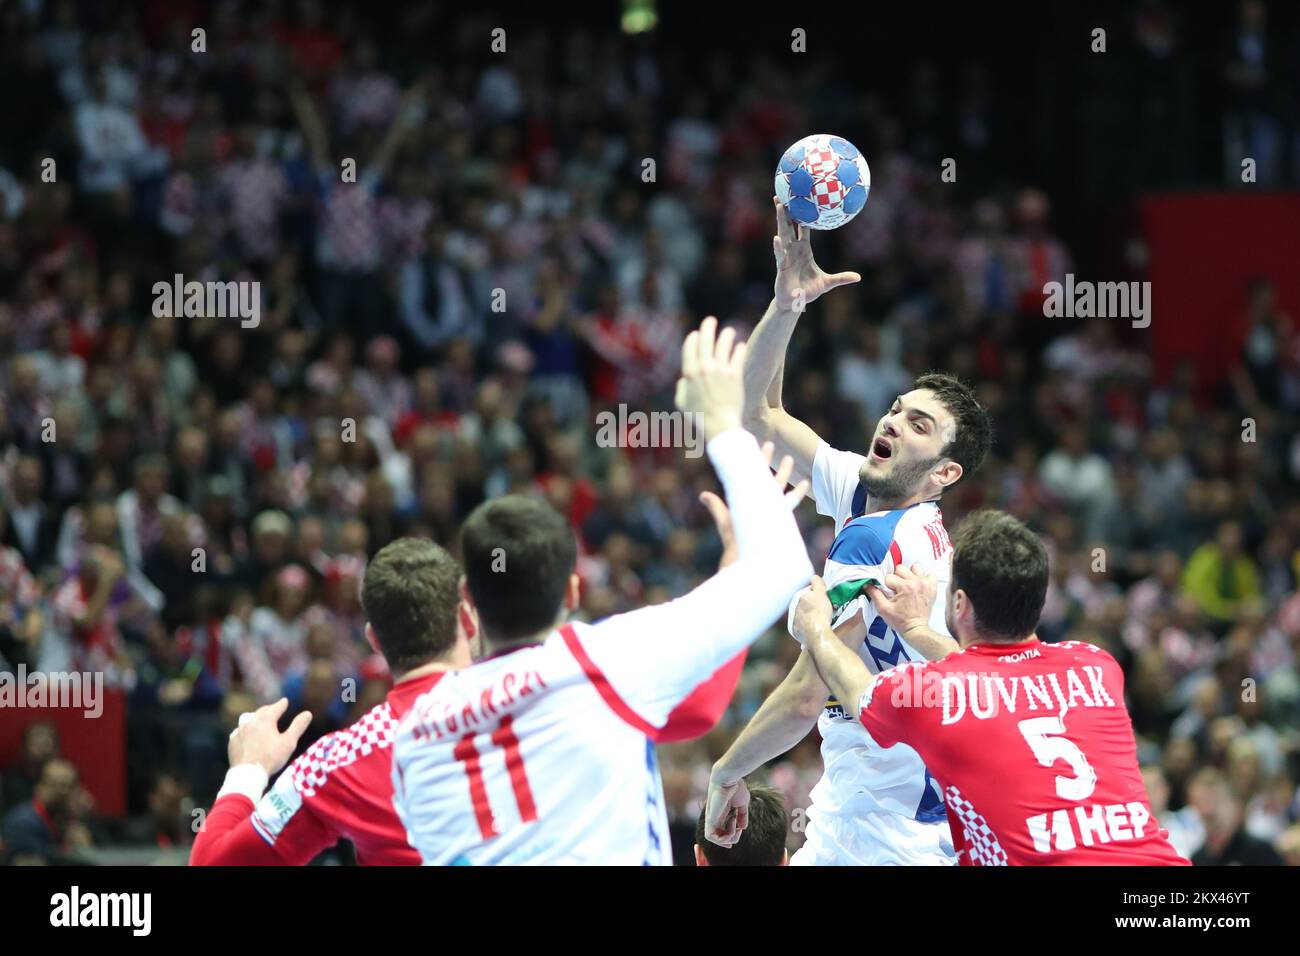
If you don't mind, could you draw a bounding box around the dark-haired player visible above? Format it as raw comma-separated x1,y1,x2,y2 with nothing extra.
795,510,1187,865
391,317,814,864
694,784,790,866
705,200,994,865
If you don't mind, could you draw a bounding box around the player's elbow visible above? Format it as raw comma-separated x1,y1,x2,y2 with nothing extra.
783,662,830,722
792,688,827,724
741,405,778,439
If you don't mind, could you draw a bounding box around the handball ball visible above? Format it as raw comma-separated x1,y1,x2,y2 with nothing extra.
774,134,871,230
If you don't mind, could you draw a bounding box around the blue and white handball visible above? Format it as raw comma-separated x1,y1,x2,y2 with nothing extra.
774,133,871,230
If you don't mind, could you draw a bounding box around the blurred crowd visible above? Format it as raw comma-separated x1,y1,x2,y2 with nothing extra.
2,0,1300,865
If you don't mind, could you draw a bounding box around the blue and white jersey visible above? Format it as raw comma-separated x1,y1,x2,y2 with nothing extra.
790,442,957,866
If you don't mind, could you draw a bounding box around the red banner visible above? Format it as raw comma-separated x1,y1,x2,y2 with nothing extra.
1140,193,1300,393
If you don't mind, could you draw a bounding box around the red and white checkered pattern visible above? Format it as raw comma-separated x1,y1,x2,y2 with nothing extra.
945,784,1008,866
813,176,844,207
292,702,398,797
803,147,838,177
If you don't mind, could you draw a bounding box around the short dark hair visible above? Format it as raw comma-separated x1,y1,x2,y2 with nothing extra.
361,538,461,672
912,372,992,482
460,495,577,641
694,784,788,866
951,511,1049,641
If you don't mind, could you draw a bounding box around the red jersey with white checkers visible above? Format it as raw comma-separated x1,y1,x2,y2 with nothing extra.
190,652,746,866
857,638,1188,865
392,429,814,865
190,671,441,865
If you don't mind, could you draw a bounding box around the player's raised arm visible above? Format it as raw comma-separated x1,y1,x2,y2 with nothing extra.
567,317,813,728
742,198,860,484
656,449,800,743
793,577,877,721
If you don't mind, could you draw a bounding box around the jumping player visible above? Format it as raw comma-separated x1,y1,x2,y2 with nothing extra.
704,200,993,865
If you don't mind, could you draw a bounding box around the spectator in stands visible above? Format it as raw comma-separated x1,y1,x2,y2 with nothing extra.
0,722,59,813
1188,767,1284,865
121,770,192,850
1,758,92,863
1182,521,1263,629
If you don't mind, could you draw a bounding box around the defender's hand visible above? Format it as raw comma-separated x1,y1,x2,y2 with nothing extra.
674,316,746,442
791,575,834,645
772,197,861,313
866,564,938,635
228,698,313,777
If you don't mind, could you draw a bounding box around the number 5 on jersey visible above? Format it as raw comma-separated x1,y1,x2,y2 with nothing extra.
1018,712,1097,802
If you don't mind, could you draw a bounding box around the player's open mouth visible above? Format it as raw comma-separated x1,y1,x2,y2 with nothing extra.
871,437,893,461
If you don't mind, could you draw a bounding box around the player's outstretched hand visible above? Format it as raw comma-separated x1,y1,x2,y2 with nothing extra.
772,196,861,314
865,564,938,636
675,315,746,442
703,775,751,848
228,697,313,777
790,575,834,646
701,441,809,569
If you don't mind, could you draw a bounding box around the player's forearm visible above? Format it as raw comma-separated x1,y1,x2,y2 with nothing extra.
712,650,826,782
191,765,272,865
587,429,813,703
707,428,810,574
900,623,959,661
742,297,801,422
804,620,875,720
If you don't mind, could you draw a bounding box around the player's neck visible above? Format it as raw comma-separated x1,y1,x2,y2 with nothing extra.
864,488,940,514
392,658,461,684
962,631,1041,650
479,630,552,660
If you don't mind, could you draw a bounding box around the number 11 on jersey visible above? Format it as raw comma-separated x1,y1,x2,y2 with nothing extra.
454,715,538,839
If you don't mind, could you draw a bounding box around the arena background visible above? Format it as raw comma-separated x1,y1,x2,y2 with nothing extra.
1,0,1298,865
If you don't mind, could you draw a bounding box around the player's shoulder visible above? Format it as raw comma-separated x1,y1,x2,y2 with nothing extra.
893,503,951,560
816,441,867,478
289,700,399,798
861,657,943,711
829,508,904,564
1049,638,1120,667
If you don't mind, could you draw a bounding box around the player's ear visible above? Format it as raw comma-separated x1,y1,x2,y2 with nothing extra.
694,844,709,866
780,849,789,866
364,622,380,655
563,573,581,612
931,459,963,489
952,588,973,627
458,576,474,613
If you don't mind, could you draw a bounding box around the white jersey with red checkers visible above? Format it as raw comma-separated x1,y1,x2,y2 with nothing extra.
391,429,814,865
